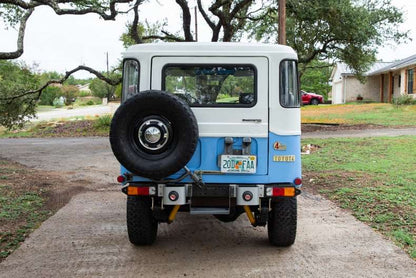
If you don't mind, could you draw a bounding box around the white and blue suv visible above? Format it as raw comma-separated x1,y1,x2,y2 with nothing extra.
110,42,302,246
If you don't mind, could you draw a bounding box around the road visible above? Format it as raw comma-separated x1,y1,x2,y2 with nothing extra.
33,103,119,122
0,137,415,277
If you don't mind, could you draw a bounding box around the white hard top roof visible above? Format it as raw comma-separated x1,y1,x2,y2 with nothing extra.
124,42,297,57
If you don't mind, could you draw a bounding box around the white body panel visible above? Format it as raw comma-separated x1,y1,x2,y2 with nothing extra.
151,56,268,138
123,42,301,136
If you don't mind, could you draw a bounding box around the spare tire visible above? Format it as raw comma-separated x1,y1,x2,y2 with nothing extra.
110,90,199,179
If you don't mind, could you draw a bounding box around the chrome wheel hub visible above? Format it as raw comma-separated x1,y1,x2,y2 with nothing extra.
138,118,170,151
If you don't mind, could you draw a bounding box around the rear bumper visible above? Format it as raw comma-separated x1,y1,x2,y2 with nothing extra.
122,183,301,206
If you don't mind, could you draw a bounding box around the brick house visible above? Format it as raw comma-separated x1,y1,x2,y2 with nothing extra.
330,54,416,104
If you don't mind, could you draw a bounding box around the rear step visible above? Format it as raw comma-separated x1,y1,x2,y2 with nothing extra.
190,207,230,215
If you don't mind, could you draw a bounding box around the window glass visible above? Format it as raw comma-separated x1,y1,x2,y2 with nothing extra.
408,69,414,94
122,60,140,102
280,60,300,108
163,65,256,106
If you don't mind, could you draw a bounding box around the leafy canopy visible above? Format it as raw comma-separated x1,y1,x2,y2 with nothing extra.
247,0,407,76
0,60,40,128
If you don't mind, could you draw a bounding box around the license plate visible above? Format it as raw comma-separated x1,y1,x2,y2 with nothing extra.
220,155,257,174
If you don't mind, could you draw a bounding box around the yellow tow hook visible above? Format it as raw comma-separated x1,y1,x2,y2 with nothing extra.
168,205,181,223
243,205,256,226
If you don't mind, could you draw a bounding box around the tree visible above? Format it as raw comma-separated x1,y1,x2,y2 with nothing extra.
246,0,407,76
300,61,332,100
123,0,259,45
39,86,62,106
0,60,40,128
0,0,132,128
0,0,135,59
61,85,79,105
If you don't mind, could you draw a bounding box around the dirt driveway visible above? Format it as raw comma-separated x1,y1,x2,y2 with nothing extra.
0,137,415,277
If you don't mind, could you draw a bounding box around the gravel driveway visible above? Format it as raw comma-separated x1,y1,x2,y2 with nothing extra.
0,137,415,277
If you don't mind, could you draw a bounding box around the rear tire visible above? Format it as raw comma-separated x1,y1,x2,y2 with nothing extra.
268,197,297,247
127,196,158,245
310,98,319,105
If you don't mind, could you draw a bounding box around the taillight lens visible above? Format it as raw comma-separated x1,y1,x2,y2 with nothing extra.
117,175,126,183
294,178,302,186
127,186,150,196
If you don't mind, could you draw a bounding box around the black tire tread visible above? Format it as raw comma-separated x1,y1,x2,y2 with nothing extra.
110,90,199,179
127,196,158,245
268,197,297,247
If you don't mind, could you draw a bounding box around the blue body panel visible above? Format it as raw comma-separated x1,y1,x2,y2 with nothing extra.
121,132,301,185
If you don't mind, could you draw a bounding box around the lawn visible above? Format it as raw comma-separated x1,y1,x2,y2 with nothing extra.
0,160,53,260
302,136,416,259
0,115,112,138
302,103,416,126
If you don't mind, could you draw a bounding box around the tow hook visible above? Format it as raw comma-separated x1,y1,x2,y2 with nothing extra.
168,205,181,223
243,205,257,227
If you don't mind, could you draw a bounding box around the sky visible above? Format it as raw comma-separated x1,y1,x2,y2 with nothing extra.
0,0,415,79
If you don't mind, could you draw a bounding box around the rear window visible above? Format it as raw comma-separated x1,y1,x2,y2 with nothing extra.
280,60,300,108
162,64,256,107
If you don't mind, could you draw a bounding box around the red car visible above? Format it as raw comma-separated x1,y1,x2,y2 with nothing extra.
301,90,324,105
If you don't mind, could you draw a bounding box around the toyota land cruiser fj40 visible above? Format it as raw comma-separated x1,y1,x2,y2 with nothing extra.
110,42,302,246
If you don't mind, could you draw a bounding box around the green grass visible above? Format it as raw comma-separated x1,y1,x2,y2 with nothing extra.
0,115,112,138
302,103,416,126
0,162,52,260
302,136,416,259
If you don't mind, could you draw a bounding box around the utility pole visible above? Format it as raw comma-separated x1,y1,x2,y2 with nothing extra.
278,0,286,45
106,52,109,75
106,52,110,103
194,6,198,42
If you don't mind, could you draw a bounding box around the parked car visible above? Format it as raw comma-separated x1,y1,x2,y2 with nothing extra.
301,90,324,105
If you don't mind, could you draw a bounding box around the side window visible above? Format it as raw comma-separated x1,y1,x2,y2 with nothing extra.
280,60,300,108
122,59,140,102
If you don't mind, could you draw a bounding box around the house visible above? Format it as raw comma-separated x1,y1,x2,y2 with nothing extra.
330,54,416,104
76,83,91,94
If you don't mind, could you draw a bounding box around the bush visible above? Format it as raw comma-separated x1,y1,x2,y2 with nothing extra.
61,85,79,105
78,91,92,97
74,97,102,106
39,86,62,106
393,95,416,105
94,114,112,129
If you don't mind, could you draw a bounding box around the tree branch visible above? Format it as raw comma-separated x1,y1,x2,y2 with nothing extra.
0,8,33,60
197,0,216,30
129,0,144,44
175,0,193,41
142,34,186,42
0,0,135,59
0,65,122,101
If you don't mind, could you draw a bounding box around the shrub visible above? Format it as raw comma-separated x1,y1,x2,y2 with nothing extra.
74,97,102,106
39,86,62,106
78,91,92,97
94,114,112,129
61,85,79,105
393,95,416,106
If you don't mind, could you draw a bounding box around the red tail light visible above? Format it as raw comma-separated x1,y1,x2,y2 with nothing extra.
117,175,126,183
128,186,150,196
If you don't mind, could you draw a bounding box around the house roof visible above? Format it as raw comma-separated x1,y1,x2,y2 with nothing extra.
367,54,416,76
330,61,391,81
337,61,392,76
